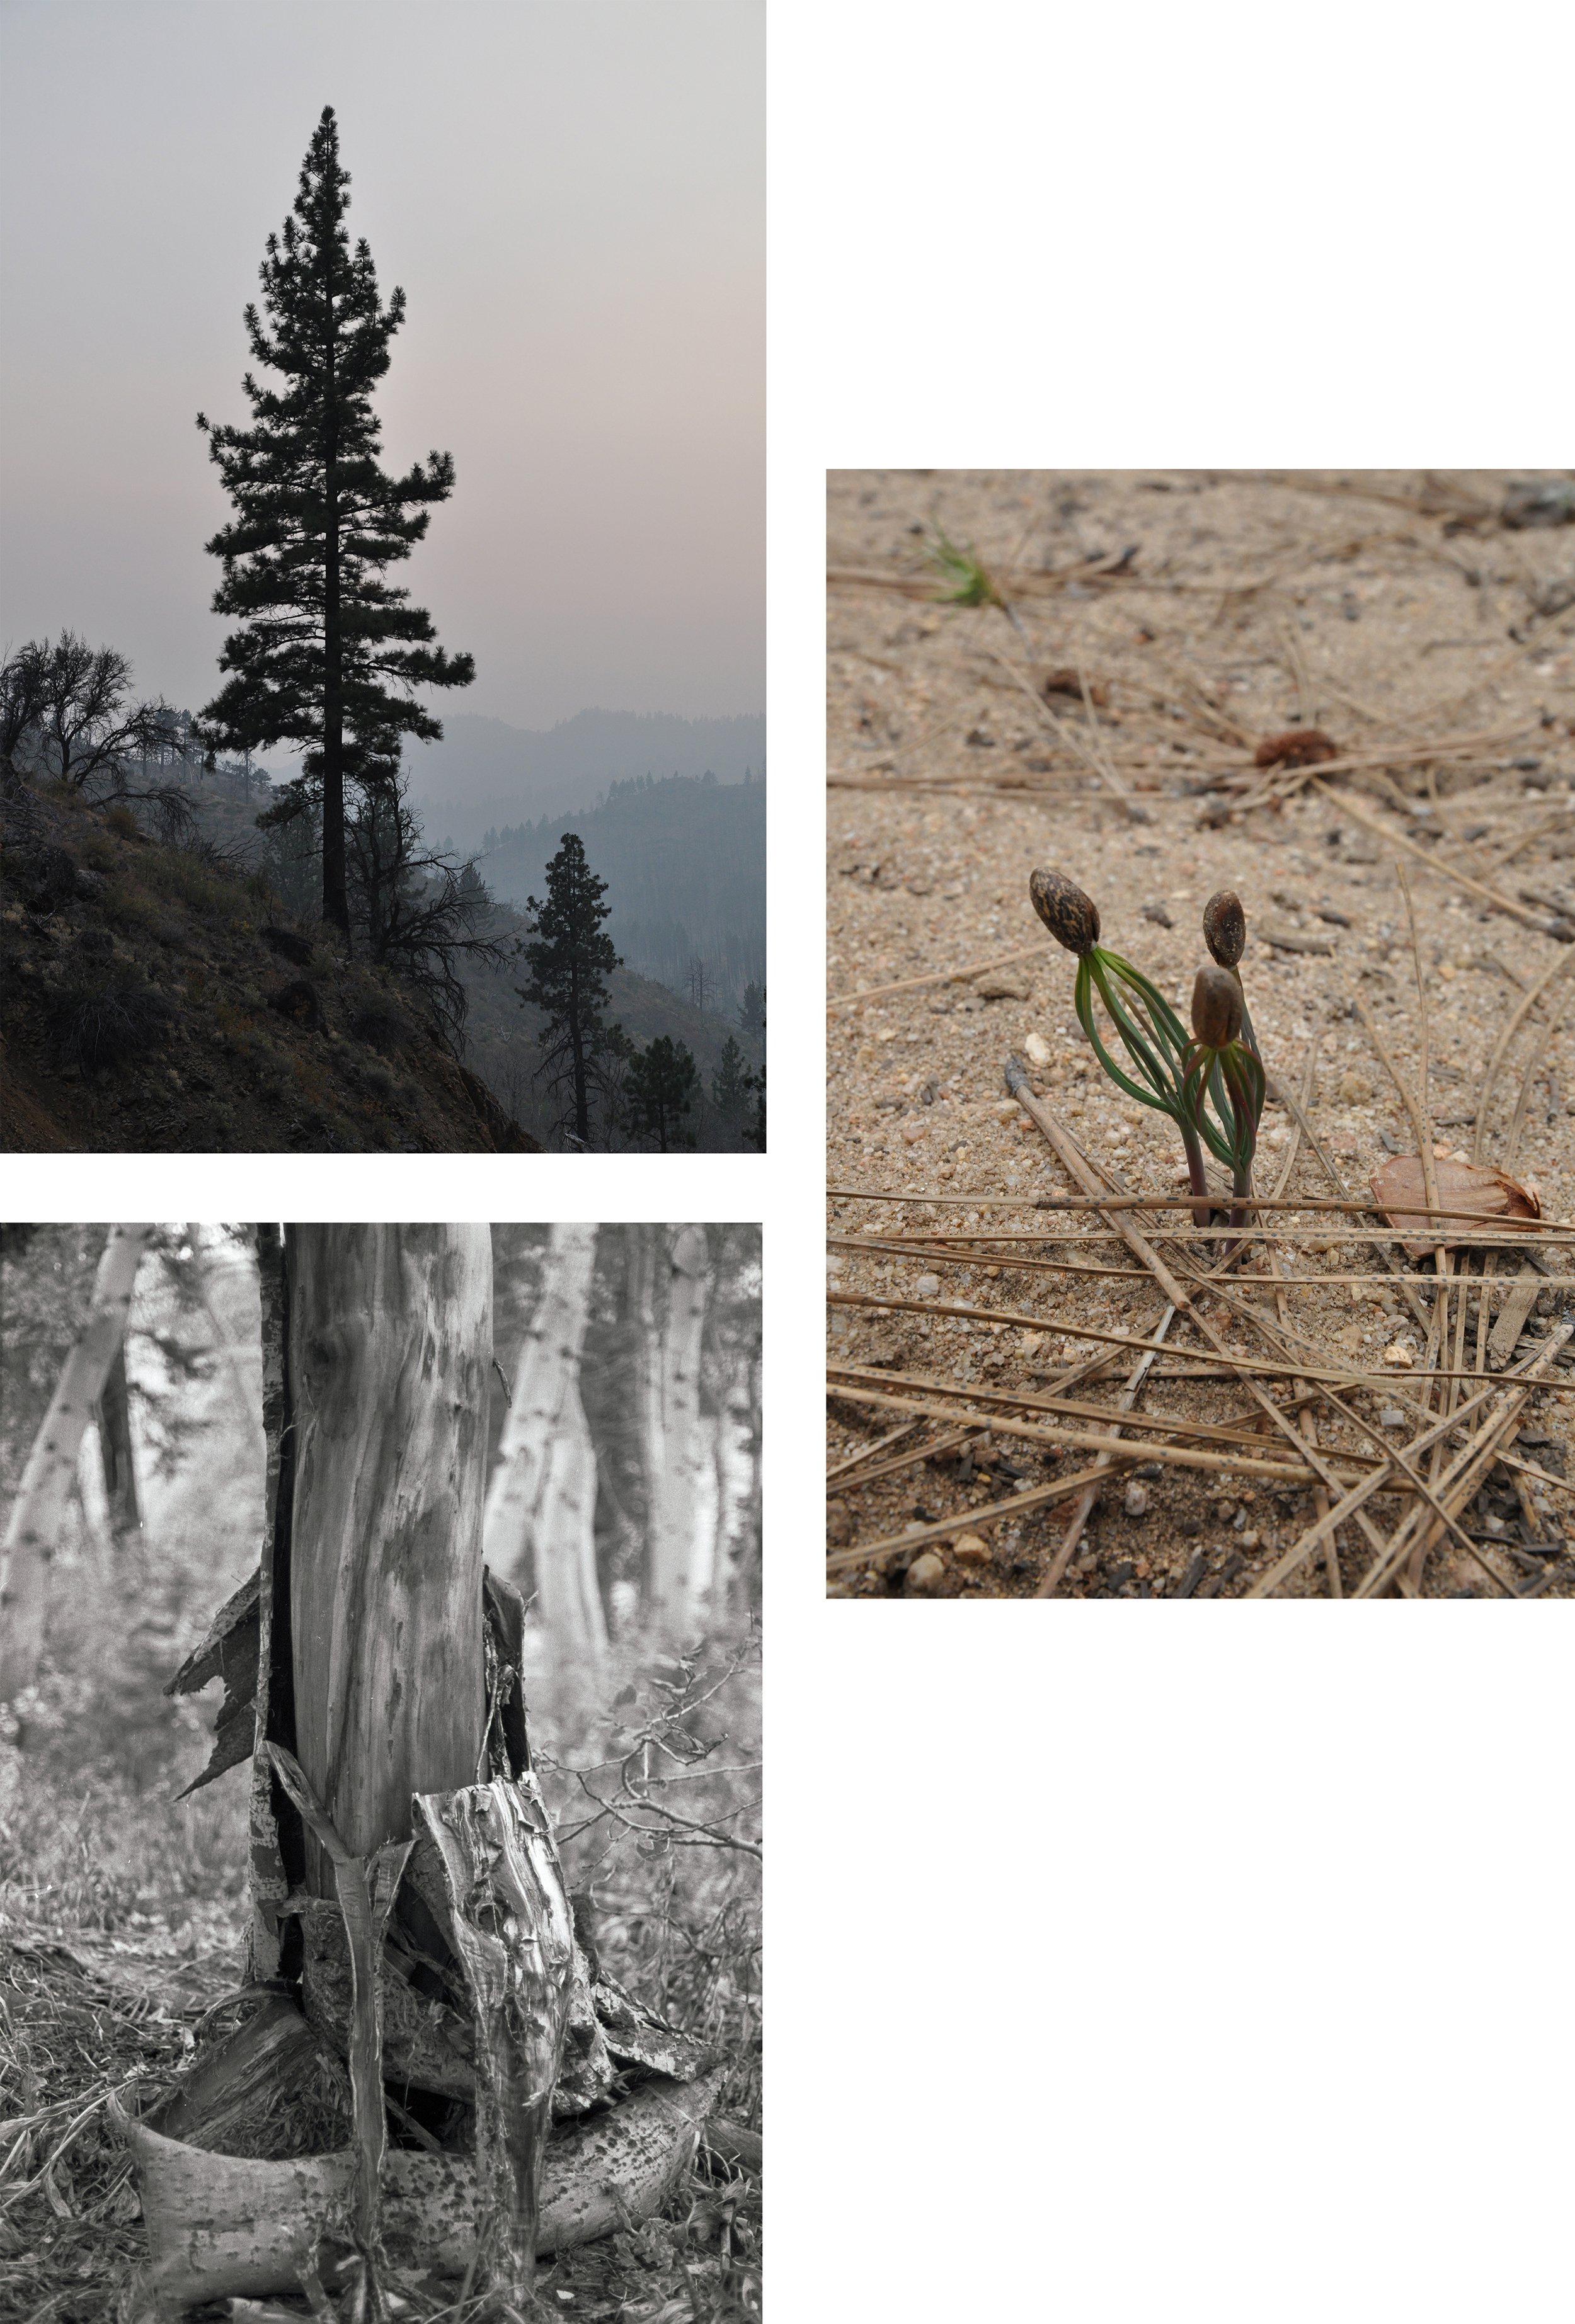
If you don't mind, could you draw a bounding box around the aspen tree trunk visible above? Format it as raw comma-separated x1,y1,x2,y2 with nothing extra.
483,1223,607,1662
713,1353,757,1612
0,1223,153,1704
630,1226,667,1602
646,1226,711,1631
286,1224,492,1888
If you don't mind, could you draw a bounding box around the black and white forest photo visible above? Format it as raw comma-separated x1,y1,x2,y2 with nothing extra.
0,1224,762,2320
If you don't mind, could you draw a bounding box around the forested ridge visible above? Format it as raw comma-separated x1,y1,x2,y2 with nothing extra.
468,773,766,1013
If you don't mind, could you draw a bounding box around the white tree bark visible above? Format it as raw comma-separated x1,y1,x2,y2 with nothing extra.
0,1223,154,1701
646,1226,711,1631
713,1353,757,1610
483,1224,607,1663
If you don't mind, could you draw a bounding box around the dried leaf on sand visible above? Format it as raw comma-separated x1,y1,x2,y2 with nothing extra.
1369,1154,1540,1259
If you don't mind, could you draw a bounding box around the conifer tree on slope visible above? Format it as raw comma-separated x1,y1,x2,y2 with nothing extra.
196,106,473,935
517,833,625,1148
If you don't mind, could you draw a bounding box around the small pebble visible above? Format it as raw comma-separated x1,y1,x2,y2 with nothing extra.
905,1551,948,1595
952,1531,991,1566
1123,1482,1150,1518
914,1273,941,1297
1379,1408,1406,1428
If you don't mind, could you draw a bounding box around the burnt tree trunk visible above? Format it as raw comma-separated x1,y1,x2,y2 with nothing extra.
285,1225,492,1890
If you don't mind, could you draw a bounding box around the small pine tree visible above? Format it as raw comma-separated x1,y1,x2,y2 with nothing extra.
196,106,474,935
517,833,624,1147
740,988,765,1151
626,1036,698,1152
711,1034,749,1120
737,979,765,1048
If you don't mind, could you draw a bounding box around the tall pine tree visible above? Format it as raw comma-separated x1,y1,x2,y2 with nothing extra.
517,833,625,1148
197,106,473,934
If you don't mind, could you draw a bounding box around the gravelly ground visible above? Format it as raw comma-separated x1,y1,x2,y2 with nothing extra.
825,468,1575,1600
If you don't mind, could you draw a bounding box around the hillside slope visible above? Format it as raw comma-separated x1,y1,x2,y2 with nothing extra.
1,784,536,1154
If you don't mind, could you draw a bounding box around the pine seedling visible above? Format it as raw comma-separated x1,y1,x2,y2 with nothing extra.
1029,867,1213,1207
1201,888,1258,1054
1179,964,1266,1229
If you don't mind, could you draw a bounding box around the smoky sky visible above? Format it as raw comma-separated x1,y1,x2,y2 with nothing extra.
0,0,762,733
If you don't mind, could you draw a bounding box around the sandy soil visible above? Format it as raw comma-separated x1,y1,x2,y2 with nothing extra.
825,469,1575,1600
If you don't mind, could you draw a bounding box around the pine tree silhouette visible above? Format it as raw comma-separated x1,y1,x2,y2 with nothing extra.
517,833,624,1147
197,106,473,935
626,1036,698,1153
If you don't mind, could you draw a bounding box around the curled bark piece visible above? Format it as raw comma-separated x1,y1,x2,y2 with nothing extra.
266,1743,412,2265
164,1567,261,1797
412,1773,576,2302
143,1993,346,2160
112,2068,724,2306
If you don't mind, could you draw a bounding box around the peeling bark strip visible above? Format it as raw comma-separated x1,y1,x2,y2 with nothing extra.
413,1773,577,2300
268,1743,413,2266
286,1225,492,1882
0,1223,152,1702
164,1568,261,1795
115,2068,725,2307
483,1222,608,1661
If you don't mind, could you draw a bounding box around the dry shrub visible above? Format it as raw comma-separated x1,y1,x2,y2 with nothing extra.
46,977,175,1073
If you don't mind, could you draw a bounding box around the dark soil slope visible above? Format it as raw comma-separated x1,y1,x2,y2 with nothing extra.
1,785,537,1153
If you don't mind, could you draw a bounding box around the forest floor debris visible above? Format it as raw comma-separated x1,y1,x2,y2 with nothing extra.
0,1629,760,2323
827,469,1575,1598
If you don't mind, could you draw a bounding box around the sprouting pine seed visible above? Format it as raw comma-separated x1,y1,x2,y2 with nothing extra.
1029,868,1100,957
1191,964,1242,1048
1202,889,1246,967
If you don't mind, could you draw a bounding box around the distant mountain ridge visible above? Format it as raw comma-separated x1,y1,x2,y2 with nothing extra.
408,707,767,848
479,772,765,1010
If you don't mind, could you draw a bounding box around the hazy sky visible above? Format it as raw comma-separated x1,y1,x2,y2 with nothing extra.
0,0,762,733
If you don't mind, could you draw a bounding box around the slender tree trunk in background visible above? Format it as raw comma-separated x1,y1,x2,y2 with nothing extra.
249,1224,292,1979
713,1353,756,1612
97,1340,142,1545
738,1353,763,1612
286,1225,492,1893
630,1227,666,1607
483,1223,607,1663
0,1223,153,1706
646,1226,711,1632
